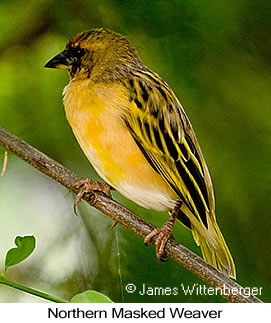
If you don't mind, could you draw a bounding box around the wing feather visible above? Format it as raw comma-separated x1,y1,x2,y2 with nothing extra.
123,72,215,230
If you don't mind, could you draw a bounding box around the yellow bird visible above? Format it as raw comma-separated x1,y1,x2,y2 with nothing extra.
45,28,236,278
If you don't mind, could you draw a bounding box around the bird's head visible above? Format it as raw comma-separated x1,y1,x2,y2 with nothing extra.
45,28,141,81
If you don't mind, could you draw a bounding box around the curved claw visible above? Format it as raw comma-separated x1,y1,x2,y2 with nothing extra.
144,201,182,260
144,227,172,260
73,179,113,215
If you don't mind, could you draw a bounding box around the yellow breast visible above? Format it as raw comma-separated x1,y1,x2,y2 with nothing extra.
63,79,177,210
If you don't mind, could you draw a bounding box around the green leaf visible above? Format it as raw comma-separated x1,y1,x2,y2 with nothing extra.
4,235,36,271
70,290,113,303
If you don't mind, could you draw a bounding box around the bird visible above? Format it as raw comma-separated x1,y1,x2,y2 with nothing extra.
45,28,236,278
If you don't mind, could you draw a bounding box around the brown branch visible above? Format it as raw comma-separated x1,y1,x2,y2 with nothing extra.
0,127,262,303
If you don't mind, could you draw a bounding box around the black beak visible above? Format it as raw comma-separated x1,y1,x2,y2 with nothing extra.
44,51,73,70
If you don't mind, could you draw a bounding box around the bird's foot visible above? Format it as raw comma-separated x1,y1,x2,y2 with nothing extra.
144,225,173,261
73,179,113,215
144,201,182,261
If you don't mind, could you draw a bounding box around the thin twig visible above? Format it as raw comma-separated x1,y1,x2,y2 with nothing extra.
0,127,263,303
0,276,68,303
1,151,8,177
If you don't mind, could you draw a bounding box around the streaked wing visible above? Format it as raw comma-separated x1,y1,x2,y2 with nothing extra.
123,70,215,230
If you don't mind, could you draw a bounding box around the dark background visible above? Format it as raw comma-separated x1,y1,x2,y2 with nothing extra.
0,0,270,302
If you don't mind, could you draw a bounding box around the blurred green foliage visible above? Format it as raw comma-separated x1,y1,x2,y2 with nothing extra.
0,0,270,302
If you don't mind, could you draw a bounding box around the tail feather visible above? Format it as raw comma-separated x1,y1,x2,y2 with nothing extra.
192,219,236,279
179,204,236,279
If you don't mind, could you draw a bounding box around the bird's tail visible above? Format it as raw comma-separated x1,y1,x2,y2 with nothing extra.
191,216,236,279
179,204,236,279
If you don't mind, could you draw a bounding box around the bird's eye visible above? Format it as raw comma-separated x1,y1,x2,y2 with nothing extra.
67,46,85,60
75,48,85,57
